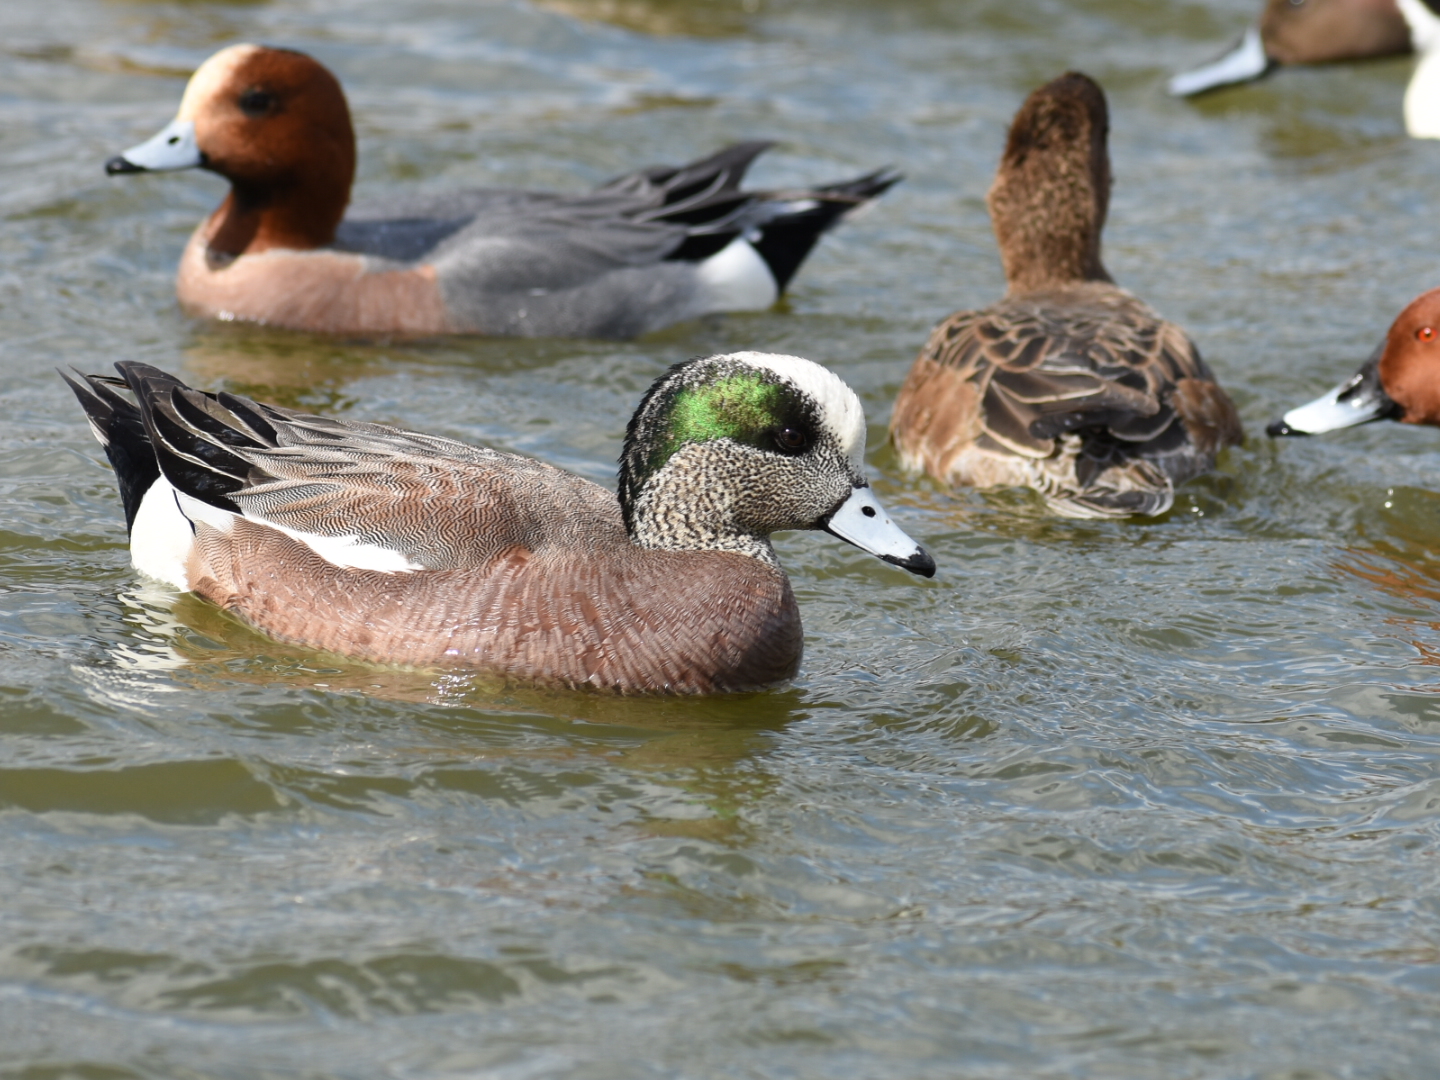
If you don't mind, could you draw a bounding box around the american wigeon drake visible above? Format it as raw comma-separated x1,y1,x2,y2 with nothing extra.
1268,287,1440,435
1398,0,1440,137
63,354,934,694
105,44,899,339
889,73,1243,519
1169,0,1410,97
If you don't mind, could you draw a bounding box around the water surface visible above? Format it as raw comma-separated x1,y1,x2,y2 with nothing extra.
4,0,1440,1076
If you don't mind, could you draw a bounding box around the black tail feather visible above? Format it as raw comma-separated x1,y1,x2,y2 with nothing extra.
113,362,263,514
604,142,902,290
604,140,774,214
60,368,160,533
747,167,903,292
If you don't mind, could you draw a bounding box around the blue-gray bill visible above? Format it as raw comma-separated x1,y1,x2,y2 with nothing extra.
822,485,935,578
1266,344,1400,436
105,118,201,175
1168,27,1273,97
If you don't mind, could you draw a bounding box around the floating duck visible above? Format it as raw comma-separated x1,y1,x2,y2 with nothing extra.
64,354,934,693
1168,0,1410,98
106,44,899,339
891,73,1243,518
1267,287,1440,436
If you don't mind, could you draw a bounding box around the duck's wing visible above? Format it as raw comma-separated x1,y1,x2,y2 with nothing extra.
340,143,900,295
893,295,1242,514
602,141,903,289
102,362,625,574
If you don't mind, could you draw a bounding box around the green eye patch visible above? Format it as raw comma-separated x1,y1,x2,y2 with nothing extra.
618,360,818,529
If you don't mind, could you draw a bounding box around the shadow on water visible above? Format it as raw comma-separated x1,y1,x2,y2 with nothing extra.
83,586,807,838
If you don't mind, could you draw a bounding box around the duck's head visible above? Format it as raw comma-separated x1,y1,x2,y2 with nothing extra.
1267,288,1440,437
106,44,355,253
987,71,1113,295
619,352,934,577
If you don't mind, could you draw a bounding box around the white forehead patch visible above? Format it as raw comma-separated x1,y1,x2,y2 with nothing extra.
178,44,263,121
723,351,868,471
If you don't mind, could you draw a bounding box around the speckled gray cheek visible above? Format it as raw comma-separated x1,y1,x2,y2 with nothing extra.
628,435,855,566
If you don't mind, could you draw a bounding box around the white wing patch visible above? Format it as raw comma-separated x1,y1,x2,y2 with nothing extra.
258,520,425,573
169,488,424,576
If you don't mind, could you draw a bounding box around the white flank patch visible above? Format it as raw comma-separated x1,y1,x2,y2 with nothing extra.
255,520,425,573
725,352,867,471
1401,0,1440,138
695,238,778,312
178,44,263,121
130,478,196,591
174,489,423,573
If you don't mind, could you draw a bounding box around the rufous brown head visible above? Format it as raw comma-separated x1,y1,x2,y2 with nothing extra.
107,45,356,253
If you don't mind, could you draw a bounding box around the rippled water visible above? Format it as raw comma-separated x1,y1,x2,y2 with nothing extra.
5,0,1440,1076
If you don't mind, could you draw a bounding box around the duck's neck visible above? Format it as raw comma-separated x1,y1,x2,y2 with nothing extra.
622,444,781,568
988,181,1111,296
203,168,351,259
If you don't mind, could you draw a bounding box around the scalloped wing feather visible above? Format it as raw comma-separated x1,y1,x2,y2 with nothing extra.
891,286,1242,516
118,364,626,573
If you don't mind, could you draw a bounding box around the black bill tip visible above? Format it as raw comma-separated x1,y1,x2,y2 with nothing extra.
1266,418,1305,438
105,155,145,176
883,546,936,579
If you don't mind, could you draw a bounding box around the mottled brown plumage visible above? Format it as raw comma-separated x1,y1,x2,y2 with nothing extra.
891,73,1242,518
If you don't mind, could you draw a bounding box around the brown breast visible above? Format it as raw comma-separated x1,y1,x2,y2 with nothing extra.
175,226,453,335
186,518,803,695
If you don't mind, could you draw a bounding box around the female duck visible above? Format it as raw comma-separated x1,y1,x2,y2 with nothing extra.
106,44,899,339
890,72,1243,518
65,354,933,694
1268,287,1440,436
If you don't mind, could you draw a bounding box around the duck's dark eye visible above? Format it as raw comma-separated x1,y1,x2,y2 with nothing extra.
773,427,809,454
238,89,277,117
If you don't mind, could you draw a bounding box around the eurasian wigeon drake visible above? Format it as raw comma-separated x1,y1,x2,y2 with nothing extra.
1169,0,1410,97
1267,288,1440,436
105,44,900,340
889,73,1243,519
63,355,934,694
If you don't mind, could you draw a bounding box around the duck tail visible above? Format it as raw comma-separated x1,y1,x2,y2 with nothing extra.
629,143,902,293
60,367,161,533
1043,456,1176,519
743,166,903,292
93,362,290,520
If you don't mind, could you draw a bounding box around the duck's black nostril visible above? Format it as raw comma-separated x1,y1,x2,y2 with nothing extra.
167,136,179,145
861,505,876,518
1266,419,1301,438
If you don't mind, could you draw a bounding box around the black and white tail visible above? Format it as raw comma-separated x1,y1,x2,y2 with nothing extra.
62,363,291,589
606,141,902,296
